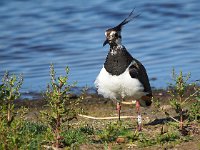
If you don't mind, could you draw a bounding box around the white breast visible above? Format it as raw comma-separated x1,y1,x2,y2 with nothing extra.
94,66,146,100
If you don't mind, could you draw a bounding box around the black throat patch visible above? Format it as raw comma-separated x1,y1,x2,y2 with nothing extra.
104,45,133,75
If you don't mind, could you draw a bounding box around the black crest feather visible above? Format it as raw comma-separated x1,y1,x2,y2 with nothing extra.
113,9,140,31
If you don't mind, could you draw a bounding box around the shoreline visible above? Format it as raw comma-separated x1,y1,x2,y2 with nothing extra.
20,86,169,100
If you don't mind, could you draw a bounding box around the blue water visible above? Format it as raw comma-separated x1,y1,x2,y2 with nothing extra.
0,0,200,93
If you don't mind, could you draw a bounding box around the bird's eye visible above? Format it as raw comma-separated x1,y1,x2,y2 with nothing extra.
114,33,118,37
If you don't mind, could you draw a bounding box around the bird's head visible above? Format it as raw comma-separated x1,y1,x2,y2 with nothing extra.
103,29,122,47
103,10,139,47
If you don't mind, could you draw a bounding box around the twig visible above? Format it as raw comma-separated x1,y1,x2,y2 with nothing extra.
43,145,62,150
169,116,180,123
121,100,136,105
164,112,180,123
182,90,199,104
78,114,137,120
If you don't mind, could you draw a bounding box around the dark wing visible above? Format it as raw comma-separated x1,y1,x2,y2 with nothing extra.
129,59,152,105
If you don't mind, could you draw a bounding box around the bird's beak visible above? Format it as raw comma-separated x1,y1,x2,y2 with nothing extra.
103,39,109,47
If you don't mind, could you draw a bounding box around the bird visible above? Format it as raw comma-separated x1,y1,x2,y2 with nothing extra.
94,10,152,131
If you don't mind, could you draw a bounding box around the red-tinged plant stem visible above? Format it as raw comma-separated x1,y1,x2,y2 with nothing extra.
180,109,183,130
55,115,61,148
7,89,12,125
179,96,183,130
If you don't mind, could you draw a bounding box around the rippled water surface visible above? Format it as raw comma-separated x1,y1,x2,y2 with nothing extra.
0,0,200,92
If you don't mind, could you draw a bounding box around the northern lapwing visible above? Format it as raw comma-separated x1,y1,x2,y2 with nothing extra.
95,10,152,131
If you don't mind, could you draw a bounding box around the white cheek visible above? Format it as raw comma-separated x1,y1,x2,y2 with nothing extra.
110,31,116,36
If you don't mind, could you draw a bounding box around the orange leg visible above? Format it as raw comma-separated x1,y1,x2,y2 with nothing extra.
136,100,142,131
117,102,121,121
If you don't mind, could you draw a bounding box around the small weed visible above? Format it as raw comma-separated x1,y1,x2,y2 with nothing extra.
80,124,95,135
157,131,180,144
168,69,199,130
97,121,130,142
17,121,48,149
62,128,88,147
188,95,200,122
40,64,80,148
131,132,157,147
0,71,33,149
0,71,23,126
154,69,199,131
0,120,48,149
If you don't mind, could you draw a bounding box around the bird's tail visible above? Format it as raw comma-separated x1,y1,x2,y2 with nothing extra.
141,94,152,106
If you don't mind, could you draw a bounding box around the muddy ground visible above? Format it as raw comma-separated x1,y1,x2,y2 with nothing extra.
15,89,200,150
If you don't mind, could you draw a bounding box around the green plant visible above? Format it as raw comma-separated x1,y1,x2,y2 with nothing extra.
157,131,180,144
128,125,185,148
15,121,47,149
97,121,129,142
168,69,199,130
0,71,38,149
0,119,54,149
188,96,200,122
137,133,156,147
0,71,23,125
62,128,88,147
40,64,80,148
80,124,95,135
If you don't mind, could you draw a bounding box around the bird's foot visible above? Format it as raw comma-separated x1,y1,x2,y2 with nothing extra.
116,102,121,121
136,100,142,131
137,114,142,131
136,100,140,112
116,102,121,110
